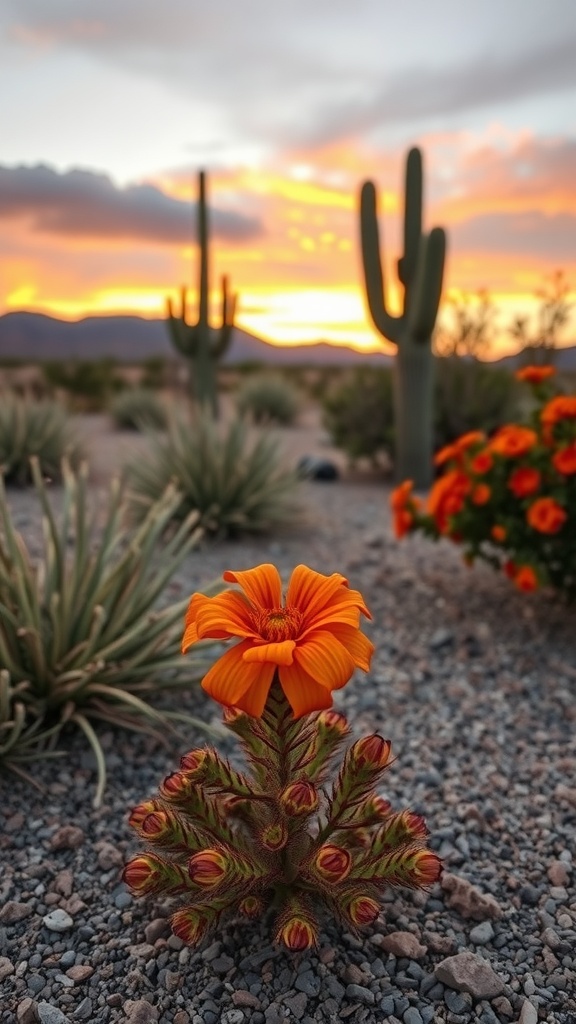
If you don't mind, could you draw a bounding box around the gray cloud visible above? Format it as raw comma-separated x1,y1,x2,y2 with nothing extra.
451,211,576,262
0,164,263,242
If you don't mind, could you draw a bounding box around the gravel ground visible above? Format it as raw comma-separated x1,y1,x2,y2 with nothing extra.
1,417,576,1024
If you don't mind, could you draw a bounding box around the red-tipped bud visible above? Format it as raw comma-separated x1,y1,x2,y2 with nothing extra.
171,907,212,946
260,821,288,851
351,735,392,770
180,748,207,775
317,709,349,735
314,844,352,883
277,915,318,951
222,707,245,726
403,812,429,842
348,895,381,927
369,794,392,818
188,849,228,887
123,854,169,895
239,895,264,919
160,771,192,801
409,850,442,887
140,810,172,840
280,780,319,816
128,800,157,831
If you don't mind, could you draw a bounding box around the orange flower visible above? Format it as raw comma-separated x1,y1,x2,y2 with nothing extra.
541,395,576,442
503,560,517,580
553,442,576,475
434,442,460,467
182,564,374,719
514,566,539,592
470,450,493,475
455,430,486,451
515,365,556,384
471,483,491,506
527,497,567,535
489,425,538,458
508,466,541,498
491,524,507,543
390,480,418,538
427,470,471,532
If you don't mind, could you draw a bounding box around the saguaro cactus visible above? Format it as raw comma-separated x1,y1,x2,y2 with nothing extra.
360,147,446,488
166,170,237,418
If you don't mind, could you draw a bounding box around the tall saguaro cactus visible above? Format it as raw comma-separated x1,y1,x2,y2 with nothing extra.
360,147,446,488
166,170,237,418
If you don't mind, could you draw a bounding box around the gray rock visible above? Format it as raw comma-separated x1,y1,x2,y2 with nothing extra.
345,984,375,1006
42,910,74,933
469,921,495,946
0,901,33,924
435,952,504,999
403,1010,424,1024
294,970,321,997
37,1005,71,1024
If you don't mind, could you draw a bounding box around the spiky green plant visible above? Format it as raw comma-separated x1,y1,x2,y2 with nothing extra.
124,682,442,950
166,170,236,417
0,459,218,805
0,394,83,485
360,147,446,488
125,412,302,538
109,388,169,431
236,373,301,425
0,671,63,786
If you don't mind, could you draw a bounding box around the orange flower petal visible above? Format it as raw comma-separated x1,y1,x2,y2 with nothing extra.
278,662,334,718
201,639,273,708
301,588,371,634
293,630,356,692
232,663,277,717
190,591,257,641
223,564,283,610
286,565,349,621
243,640,296,666
327,623,375,672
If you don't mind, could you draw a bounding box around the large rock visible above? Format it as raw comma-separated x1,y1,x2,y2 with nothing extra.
441,872,503,920
380,930,427,958
435,951,504,999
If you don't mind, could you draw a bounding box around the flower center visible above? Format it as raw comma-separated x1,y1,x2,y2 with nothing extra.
256,605,303,643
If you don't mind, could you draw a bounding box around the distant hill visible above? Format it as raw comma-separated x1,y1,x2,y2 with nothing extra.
0,311,392,366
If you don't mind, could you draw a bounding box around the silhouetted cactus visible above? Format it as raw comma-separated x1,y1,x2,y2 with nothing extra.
360,148,446,487
166,171,237,417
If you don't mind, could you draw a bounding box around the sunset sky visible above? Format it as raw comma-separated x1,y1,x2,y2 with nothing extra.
1,0,576,357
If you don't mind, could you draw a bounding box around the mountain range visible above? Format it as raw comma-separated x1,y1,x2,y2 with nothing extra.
1,311,576,370
0,311,392,366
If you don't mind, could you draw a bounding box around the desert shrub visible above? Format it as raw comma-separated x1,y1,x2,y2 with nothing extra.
434,357,520,450
42,358,125,410
125,412,301,537
140,357,170,390
0,394,83,485
236,373,301,425
393,366,576,600
109,388,168,431
0,459,215,804
322,367,394,466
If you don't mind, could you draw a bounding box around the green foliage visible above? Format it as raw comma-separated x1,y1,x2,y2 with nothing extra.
0,394,83,485
109,388,169,431
43,358,125,410
125,412,302,537
0,460,215,805
140,357,170,390
236,373,301,425
434,358,520,450
322,368,394,466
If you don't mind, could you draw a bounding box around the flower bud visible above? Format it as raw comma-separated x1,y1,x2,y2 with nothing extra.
260,821,288,851
409,849,442,887
170,907,212,946
367,794,392,819
123,854,171,895
277,915,318,951
160,771,192,801
317,709,349,735
188,849,228,887
280,780,319,816
128,800,158,831
222,706,245,726
239,895,264,918
347,895,381,927
314,844,352,883
351,735,392,770
140,810,171,840
180,748,207,775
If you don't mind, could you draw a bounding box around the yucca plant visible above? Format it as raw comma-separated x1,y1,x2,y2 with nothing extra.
125,412,302,537
109,388,169,431
236,373,301,425
0,671,62,786
0,394,83,485
0,459,218,806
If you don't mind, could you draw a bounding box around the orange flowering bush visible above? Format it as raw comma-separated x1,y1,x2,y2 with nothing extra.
124,563,441,951
391,367,576,599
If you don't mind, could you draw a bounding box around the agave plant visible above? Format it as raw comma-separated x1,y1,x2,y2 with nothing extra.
109,388,169,431
0,671,62,786
0,394,83,485
236,373,301,425
0,459,218,805
125,412,302,537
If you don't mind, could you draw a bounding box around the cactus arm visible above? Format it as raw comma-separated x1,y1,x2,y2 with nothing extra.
359,181,403,343
197,171,209,327
211,275,237,359
398,147,423,287
407,227,447,341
